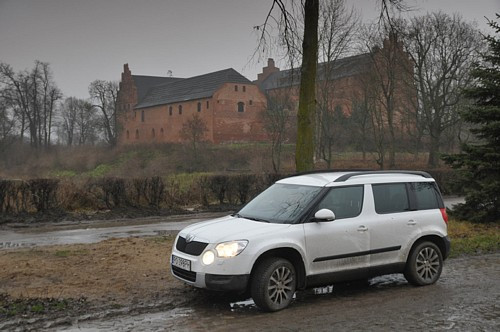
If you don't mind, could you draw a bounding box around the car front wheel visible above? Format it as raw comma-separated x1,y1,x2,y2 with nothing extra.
251,257,296,312
404,241,443,286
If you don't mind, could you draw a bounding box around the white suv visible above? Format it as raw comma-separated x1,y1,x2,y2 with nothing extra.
170,171,450,311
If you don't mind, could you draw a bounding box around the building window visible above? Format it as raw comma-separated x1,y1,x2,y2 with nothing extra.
243,86,246,92
169,106,172,116
126,130,130,139
234,85,238,92
206,100,209,109
179,105,182,115
197,102,201,112
152,128,155,138
237,102,244,113
160,128,164,137
249,100,253,106
141,110,145,122
135,129,139,139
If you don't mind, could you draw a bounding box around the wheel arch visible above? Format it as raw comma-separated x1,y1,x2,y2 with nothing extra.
407,234,448,263
250,247,307,290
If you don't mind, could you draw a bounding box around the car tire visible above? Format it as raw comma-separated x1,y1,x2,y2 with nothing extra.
251,257,296,312
404,241,443,286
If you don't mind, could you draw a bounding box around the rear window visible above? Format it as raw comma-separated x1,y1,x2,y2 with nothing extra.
372,183,409,214
410,182,440,210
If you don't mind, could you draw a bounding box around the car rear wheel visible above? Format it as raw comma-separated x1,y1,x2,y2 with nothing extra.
251,257,296,312
404,241,443,286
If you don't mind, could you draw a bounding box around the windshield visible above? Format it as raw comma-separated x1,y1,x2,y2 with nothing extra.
237,183,322,224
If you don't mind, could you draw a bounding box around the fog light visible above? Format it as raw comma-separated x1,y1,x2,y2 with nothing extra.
202,250,215,265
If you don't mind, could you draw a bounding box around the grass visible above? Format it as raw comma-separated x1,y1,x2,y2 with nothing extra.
0,296,70,318
54,249,89,257
447,219,500,258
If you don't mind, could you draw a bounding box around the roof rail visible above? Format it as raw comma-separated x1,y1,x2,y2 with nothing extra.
282,169,374,179
334,170,432,182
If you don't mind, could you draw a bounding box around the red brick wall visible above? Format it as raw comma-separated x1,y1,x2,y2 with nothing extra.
118,83,269,145
212,83,268,143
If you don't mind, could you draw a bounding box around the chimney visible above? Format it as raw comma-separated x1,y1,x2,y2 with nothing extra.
256,58,279,84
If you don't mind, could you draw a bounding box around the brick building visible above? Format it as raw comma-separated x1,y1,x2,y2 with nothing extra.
117,35,413,146
117,65,268,144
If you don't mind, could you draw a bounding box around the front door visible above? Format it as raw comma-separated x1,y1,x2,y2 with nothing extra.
303,185,370,278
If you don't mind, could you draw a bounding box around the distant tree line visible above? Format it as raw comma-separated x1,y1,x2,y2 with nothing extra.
0,62,119,150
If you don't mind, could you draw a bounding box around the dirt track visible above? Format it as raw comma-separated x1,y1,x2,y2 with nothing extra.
0,235,498,331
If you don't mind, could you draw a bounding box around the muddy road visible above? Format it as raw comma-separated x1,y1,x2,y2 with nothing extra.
60,253,499,332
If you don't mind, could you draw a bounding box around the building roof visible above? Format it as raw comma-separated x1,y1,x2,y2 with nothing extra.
258,53,372,91
135,68,251,109
131,75,183,102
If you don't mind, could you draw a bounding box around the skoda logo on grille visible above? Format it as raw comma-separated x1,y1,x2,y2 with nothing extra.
185,234,195,243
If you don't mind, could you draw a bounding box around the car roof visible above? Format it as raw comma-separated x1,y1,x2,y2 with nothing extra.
276,171,435,187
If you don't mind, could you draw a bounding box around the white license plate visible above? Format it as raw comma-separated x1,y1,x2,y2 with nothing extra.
172,255,191,271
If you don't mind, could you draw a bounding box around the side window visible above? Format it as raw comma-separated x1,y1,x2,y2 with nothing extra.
411,182,439,210
316,186,363,219
372,183,409,214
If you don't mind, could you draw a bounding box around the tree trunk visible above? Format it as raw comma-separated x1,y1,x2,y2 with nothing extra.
295,0,319,172
427,131,441,168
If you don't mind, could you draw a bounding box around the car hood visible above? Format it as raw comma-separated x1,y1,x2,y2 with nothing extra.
178,215,292,243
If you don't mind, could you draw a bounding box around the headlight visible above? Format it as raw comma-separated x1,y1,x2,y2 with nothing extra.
202,250,215,265
215,240,248,258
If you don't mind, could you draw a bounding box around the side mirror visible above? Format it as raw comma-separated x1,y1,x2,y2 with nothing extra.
314,209,335,222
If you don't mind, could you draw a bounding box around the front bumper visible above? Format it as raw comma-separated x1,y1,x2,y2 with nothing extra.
170,264,250,291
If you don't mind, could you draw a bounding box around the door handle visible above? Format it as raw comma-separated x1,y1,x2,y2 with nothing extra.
357,225,368,232
407,220,417,226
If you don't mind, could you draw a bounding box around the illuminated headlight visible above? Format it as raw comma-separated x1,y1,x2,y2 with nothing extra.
215,240,248,258
202,250,215,265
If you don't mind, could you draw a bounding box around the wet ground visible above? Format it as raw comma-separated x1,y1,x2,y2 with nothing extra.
57,253,499,331
0,197,464,250
0,212,227,249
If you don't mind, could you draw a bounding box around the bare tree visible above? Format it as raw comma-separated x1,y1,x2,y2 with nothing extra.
89,80,119,146
316,0,359,166
0,61,61,148
180,114,208,162
263,89,294,172
256,0,405,171
402,12,482,167
58,97,99,146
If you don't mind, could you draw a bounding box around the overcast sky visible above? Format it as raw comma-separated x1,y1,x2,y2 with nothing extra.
1,0,498,99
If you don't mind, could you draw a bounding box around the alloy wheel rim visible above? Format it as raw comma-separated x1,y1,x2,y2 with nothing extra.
416,247,440,282
267,266,294,305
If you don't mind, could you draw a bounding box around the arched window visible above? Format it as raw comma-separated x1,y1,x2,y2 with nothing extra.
234,85,238,92
169,106,173,116
126,130,130,139
178,105,183,115
242,86,246,92
197,102,201,112
135,129,139,139
160,128,164,137
237,102,245,113
206,100,209,109
141,110,145,122
249,100,253,106
152,128,155,138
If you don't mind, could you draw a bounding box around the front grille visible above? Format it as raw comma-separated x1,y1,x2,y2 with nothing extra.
172,265,197,282
176,236,208,256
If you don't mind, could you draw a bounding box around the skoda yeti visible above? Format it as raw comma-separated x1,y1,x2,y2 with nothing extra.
170,171,450,311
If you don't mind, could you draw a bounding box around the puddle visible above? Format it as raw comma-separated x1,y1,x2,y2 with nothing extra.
58,307,193,331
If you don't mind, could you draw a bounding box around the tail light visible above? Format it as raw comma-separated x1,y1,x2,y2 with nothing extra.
440,208,448,224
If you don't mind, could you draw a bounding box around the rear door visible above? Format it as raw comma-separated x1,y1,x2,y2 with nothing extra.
367,183,421,267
